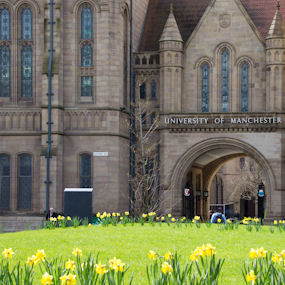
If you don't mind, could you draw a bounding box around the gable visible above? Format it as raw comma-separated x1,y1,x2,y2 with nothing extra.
139,0,285,51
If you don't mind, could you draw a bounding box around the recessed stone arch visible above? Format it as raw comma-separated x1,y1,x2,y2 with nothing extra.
168,137,276,216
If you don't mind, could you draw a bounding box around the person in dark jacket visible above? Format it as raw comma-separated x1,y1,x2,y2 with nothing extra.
46,208,58,220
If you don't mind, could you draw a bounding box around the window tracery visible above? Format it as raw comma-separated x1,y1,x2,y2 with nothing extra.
221,49,229,112
201,63,209,112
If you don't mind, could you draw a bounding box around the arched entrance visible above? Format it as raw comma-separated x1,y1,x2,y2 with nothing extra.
169,138,276,220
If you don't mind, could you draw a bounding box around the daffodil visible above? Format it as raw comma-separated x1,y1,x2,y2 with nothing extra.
95,262,108,275
246,270,257,284
272,253,282,263
227,219,232,224
161,217,165,221
60,274,76,285
26,255,38,266
164,251,173,260
168,214,172,218
125,211,129,216
2,248,14,259
142,213,147,218
36,250,46,262
96,212,101,217
67,216,71,221
88,223,92,227
249,249,258,259
280,249,285,259
117,213,120,217
41,272,53,285
274,220,278,225
65,260,76,271
171,218,176,222
72,248,82,257
194,216,200,221
109,257,125,272
217,218,221,223
161,262,173,274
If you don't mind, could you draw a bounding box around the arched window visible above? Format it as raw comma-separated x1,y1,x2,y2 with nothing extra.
80,154,91,188
140,83,146,99
241,62,249,112
221,49,229,112
18,154,32,209
79,5,94,100
81,7,93,40
21,7,32,40
0,154,10,209
21,46,33,98
0,8,10,40
201,63,209,112
151,81,156,99
81,43,93,67
0,45,10,97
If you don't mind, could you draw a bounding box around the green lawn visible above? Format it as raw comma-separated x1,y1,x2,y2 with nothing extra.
0,224,284,284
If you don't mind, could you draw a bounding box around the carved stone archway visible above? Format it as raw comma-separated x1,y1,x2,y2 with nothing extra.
168,138,276,216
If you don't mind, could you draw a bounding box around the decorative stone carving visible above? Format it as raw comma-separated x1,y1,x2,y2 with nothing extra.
219,13,231,28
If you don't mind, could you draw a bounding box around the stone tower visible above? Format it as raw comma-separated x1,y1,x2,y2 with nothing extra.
159,5,183,113
266,1,285,111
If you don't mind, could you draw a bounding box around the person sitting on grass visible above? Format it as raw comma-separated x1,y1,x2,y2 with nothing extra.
210,212,227,223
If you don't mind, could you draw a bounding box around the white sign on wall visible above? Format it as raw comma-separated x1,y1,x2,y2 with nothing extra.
93,152,109,157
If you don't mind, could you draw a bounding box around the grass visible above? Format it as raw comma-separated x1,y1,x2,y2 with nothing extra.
0,223,284,284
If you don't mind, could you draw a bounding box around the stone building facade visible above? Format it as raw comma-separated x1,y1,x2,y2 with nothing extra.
0,0,284,227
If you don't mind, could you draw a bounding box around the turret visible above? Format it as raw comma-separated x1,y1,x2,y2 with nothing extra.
159,4,183,113
266,1,285,111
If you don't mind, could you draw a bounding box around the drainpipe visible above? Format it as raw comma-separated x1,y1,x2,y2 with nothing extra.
45,0,54,214
129,0,135,214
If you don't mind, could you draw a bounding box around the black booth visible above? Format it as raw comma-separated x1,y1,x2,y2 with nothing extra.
64,188,93,221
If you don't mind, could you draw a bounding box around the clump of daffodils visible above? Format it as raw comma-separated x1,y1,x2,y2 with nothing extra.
249,247,267,259
41,272,53,285
161,262,173,274
190,244,216,261
109,257,125,272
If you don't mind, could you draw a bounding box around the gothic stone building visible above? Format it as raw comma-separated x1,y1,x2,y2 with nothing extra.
0,0,284,229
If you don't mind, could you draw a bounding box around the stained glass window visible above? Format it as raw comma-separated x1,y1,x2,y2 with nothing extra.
18,154,32,209
151,81,156,99
81,76,93,97
241,62,249,112
0,45,10,97
201,63,209,112
81,44,93,67
81,7,93,40
0,154,10,209
0,9,10,40
21,46,33,98
21,8,32,40
221,49,229,112
80,154,91,188
140,83,146,99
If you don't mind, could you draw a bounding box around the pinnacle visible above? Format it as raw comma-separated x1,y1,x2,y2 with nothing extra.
159,4,183,42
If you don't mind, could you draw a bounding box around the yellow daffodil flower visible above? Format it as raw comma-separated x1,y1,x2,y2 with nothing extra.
65,260,76,271
26,255,38,266
142,213,147,218
161,262,173,274
96,212,100,217
72,248,82,257
60,273,76,285
168,214,172,218
280,249,285,259
194,216,200,221
164,251,173,261
116,213,120,217
109,257,125,272
125,211,129,216
274,220,278,225
161,217,165,221
217,218,222,223
246,270,257,284
36,250,46,262
67,216,71,221
171,218,176,222
112,213,116,217
41,272,53,285
2,248,14,259
95,262,108,275
272,253,282,263
227,219,232,224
